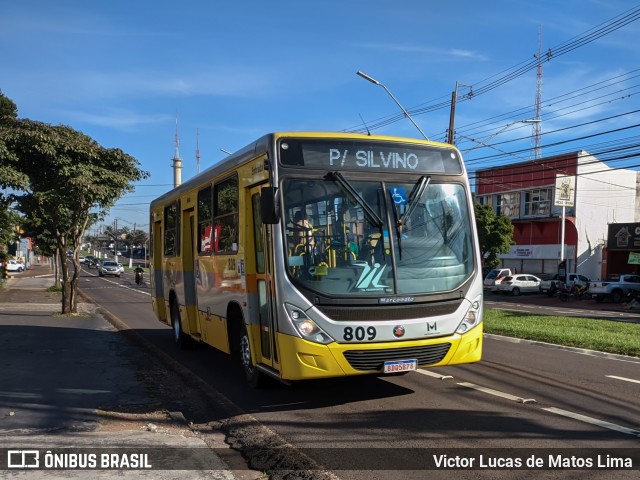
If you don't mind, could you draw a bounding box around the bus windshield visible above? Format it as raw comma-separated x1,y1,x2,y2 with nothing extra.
282,176,474,296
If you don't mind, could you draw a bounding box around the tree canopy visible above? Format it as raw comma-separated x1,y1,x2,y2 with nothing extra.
0,90,149,312
0,90,27,191
474,202,514,268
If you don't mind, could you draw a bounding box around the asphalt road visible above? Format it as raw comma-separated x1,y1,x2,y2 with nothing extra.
79,267,640,479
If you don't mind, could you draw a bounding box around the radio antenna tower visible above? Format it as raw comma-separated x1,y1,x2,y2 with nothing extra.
532,24,544,160
196,128,201,174
172,115,182,187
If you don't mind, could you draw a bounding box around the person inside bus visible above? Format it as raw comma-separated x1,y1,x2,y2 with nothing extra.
293,210,315,252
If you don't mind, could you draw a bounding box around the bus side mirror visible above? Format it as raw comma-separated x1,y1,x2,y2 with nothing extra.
261,187,280,224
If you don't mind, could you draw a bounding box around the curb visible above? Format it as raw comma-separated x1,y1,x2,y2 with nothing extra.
485,333,640,363
77,289,336,479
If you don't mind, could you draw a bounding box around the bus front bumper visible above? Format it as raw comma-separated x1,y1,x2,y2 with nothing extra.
276,324,483,381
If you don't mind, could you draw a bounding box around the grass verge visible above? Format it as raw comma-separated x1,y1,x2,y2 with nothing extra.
484,309,640,357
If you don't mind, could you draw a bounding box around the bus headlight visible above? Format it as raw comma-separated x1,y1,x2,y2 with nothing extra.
285,303,334,345
456,296,482,334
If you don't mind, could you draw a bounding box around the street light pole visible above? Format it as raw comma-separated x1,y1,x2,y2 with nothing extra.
356,71,429,140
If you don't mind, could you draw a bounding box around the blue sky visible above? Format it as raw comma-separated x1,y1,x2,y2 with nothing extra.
2,0,640,232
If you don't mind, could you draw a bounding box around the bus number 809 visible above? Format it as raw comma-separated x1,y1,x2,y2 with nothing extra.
343,326,376,341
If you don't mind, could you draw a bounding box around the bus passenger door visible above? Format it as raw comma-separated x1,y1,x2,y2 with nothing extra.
249,185,279,372
151,218,167,322
182,208,200,337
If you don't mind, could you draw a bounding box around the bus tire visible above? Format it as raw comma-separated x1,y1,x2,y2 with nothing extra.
240,323,265,388
171,300,189,349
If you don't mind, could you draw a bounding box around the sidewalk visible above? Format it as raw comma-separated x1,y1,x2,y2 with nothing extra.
0,263,237,479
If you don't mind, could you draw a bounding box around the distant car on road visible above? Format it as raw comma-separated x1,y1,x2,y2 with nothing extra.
98,260,122,277
497,274,542,296
590,274,640,303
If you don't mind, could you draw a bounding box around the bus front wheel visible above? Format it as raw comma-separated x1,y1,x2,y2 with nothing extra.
240,324,265,388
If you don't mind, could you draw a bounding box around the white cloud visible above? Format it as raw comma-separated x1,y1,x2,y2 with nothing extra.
60,108,174,130
354,42,488,61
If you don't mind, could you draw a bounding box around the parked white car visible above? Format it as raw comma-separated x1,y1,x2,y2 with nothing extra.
5,259,25,272
497,274,542,296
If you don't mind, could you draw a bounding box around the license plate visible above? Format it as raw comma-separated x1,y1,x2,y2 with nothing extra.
383,359,417,373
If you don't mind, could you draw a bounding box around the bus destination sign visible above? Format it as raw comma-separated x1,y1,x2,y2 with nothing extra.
280,140,463,174
302,143,462,174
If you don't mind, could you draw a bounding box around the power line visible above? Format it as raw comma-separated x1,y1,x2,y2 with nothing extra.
347,5,640,135
454,69,640,148
465,112,640,165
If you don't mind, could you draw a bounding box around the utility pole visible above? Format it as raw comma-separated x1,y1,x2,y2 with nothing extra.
532,24,544,159
114,219,118,263
129,222,136,269
447,81,472,145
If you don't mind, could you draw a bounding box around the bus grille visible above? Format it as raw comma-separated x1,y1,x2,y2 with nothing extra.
317,301,460,321
343,343,451,371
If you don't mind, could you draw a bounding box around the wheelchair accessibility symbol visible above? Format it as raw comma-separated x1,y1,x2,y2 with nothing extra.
390,188,407,205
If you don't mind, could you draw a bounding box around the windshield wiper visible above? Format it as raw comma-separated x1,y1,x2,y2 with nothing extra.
388,189,403,259
326,172,383,228
399,176,430,227
393,176,430,260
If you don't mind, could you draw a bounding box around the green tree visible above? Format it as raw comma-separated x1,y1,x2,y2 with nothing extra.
1,92,149,313
126,227,148,251
0,92,23,259
19,213,61,286
0,90,18,120
474,202,514,268
0,201,20,250
0,91,28,191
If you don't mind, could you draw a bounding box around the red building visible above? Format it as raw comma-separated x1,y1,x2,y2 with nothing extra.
475,150,639,280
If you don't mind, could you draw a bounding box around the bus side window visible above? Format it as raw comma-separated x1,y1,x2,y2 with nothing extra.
197,186,213,254
164,201,180,257
213,176,239,253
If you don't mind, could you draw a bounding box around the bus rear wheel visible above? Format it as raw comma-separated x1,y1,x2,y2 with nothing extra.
240,324,265,388
171,300,189,349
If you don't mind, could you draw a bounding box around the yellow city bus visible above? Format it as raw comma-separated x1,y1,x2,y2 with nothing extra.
149,132,483,386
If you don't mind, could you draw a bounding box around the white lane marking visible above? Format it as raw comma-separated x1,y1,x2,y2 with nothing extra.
606,375,640,385
415,369,453,380
457,382,536,404
543,407,640,437
84,268,151,296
